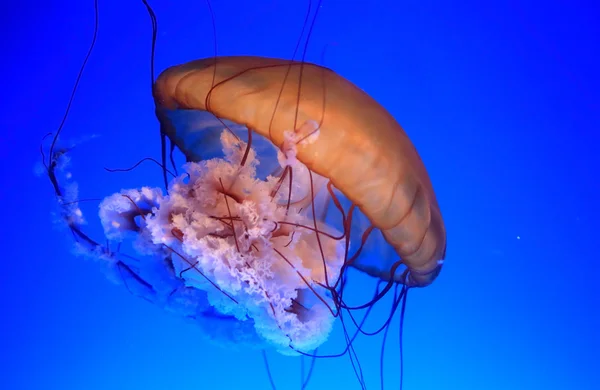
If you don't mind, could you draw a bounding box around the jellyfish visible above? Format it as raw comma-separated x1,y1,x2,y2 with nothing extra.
42,6,445,387
44,54,444,375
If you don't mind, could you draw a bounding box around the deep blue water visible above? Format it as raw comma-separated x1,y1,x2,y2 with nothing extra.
2,1,599,389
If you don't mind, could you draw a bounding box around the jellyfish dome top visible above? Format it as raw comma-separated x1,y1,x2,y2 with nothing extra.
48,56,446,356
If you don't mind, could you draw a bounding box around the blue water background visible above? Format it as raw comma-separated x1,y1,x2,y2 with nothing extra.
1,1,599,389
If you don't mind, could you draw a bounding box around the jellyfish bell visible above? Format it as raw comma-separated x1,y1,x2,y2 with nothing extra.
153,56,447,288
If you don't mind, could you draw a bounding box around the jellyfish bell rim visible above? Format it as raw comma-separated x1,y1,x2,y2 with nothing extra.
153,55,446,288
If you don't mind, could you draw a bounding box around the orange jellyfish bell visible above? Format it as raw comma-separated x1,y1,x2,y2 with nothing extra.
153,56,446,287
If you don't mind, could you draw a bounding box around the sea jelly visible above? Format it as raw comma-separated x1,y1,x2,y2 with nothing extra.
44,55,445,367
